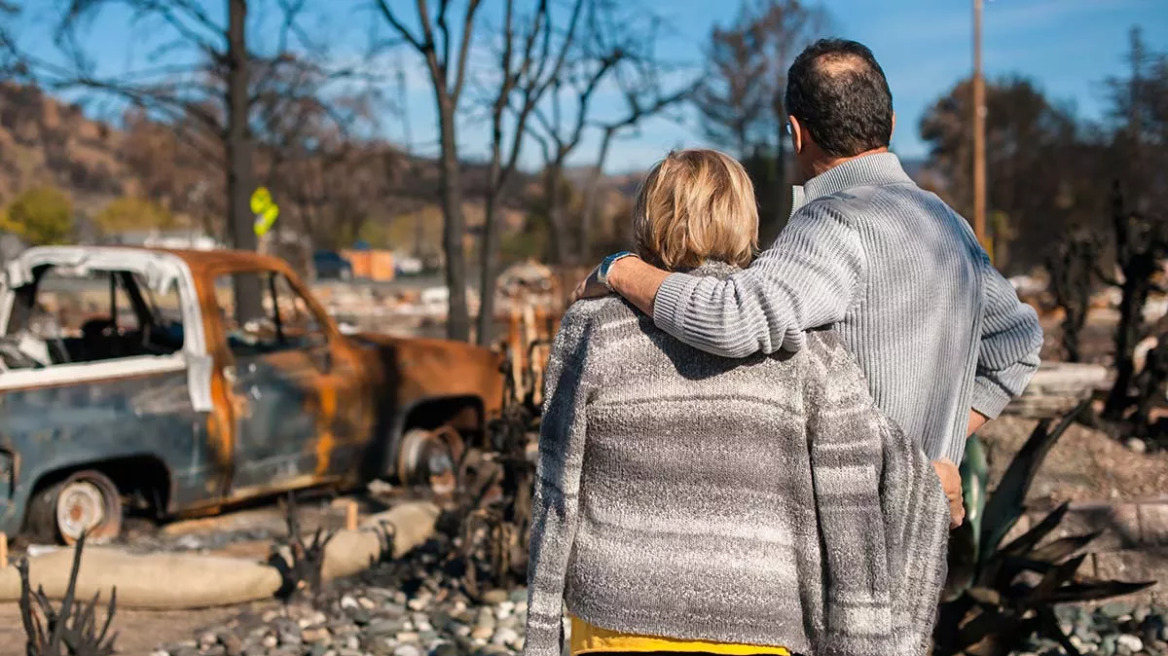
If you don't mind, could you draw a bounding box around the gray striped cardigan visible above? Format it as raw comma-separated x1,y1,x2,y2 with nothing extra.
524,262,950,656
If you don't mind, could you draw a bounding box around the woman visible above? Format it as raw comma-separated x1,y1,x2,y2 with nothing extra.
524,149,949,656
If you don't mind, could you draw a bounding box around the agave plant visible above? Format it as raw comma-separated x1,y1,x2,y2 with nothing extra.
933,400,1157,656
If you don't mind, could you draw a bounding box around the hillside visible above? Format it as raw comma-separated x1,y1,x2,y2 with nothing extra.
0,84,637,261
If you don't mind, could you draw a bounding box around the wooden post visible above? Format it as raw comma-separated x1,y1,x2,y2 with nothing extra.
345,500,359,532
972,0,989,260
0,532,7,569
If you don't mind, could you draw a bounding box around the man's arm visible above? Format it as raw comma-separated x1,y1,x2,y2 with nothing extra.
965,260,1043,441
606,201,864,358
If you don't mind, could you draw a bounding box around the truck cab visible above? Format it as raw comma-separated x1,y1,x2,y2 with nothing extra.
0,246,503,543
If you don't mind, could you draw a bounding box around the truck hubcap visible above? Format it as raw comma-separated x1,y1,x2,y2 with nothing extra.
56,481,107,543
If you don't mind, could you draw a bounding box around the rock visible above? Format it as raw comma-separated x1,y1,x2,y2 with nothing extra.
430,644,460,656
262,635,279,649
303,627,332,645
383,604,409,619
359,598,377,610
151,651,171,656
243,648,266,656
263,610,281,623
1102,602,1135,619
408,596,432,612
396,633,421,644
490,629,519,648
480,590,509,605
199,632,220,649
368,619,408,637
508,589,527,604
474,609,496,631
1117,635,1143,652
222,634,244,656
352,610,373,626
279,631,303,647
310,645,330,656
1126,438,1148,454
470,627,493,642
342,596,361,610
346,636,361,650
394,646,423,656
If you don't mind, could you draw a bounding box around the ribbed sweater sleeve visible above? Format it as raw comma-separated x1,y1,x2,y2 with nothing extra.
971,257,1043,422
524,307,601,656
652,200,863,358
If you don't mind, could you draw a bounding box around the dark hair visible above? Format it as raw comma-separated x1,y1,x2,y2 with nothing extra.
784,38,893,158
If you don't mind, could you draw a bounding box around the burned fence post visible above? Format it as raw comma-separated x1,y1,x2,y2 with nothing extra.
268,493,337,606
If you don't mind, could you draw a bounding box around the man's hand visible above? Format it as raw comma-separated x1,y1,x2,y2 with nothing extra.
932,458,965,529
567,265,610,306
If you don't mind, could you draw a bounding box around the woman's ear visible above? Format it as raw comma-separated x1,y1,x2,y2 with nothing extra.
789,115,804,154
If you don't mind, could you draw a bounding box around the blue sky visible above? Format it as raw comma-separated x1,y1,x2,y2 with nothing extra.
8,0,1168,173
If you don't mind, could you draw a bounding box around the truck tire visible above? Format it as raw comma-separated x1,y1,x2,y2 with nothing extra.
27,470,123,545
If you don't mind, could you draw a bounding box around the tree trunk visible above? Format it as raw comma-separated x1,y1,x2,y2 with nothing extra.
226,0,262,322
437,100,471,341
545,164,572,266
579,129,615,263
767,115,790,246
476,194,501,347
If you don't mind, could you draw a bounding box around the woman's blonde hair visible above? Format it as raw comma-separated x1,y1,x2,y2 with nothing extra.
632,149,758,270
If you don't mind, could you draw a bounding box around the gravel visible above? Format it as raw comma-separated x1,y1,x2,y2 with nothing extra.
156,541,531,656
1015,604,1168,655
154,535,1166,656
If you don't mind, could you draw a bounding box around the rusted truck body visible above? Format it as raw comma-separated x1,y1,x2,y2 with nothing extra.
0,246,503,542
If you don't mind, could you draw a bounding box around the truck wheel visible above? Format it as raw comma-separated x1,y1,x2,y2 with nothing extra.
27,471,123,545
397,427,463,495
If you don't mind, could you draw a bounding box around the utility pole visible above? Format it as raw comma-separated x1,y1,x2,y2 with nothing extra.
972,0,989,260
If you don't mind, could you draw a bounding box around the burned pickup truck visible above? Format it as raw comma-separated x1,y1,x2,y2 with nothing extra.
0,246,505,543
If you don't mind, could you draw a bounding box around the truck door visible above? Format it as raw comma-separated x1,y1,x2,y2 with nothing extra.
217,271,337,494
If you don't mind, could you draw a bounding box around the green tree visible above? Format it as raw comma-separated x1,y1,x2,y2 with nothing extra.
1,186,74,245
94,196,174,235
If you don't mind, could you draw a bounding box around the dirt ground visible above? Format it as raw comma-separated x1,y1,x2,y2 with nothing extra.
978,415,1168,508
0,602,274,656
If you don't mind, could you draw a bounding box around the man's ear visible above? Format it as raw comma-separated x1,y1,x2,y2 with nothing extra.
790,115,804,154
890,111,897,141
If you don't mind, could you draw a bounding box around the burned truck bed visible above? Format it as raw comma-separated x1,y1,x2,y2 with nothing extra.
0,246,504,544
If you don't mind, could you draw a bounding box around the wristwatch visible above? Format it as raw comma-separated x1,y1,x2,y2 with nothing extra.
597,251,638,291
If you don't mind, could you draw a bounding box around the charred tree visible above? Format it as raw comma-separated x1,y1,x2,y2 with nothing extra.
1101,182,1168,422
376,0,482,341
1047,230,1099,362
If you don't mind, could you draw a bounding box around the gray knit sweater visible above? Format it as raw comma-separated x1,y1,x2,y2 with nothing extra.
653,153,1043,464
524,264,950,656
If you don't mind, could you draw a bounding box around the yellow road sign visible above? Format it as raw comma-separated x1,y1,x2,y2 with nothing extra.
251,187,279,237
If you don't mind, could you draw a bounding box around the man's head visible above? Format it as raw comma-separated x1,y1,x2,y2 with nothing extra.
785,38,894,180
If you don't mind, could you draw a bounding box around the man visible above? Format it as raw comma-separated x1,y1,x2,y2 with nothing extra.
572,38,1043,527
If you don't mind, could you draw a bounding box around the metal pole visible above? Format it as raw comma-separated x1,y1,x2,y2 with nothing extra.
973,0,988,258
